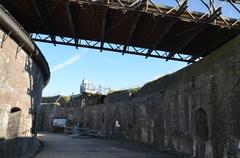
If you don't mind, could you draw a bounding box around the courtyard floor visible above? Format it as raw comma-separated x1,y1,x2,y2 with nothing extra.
35,132,188,158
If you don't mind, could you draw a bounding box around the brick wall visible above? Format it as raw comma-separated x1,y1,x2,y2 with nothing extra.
0,27,48,157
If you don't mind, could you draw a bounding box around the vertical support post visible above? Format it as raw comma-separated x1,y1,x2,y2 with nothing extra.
145,0,149,11
209,0,215,14
209,0,217,24
100,8,108,52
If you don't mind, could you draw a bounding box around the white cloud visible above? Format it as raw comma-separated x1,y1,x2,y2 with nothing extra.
97,53,113,64
52,54,83,72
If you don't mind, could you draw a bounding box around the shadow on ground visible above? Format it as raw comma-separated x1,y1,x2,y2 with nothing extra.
36,132,189,158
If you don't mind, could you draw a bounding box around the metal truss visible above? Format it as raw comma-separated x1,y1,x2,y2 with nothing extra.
29,0,239,63
87,0,240,29
31,33,201,63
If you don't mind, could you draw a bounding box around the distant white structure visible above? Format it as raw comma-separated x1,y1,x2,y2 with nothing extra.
80,79,110,95
115,121,120,128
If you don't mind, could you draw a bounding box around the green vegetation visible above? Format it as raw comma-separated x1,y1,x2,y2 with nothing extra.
128,87,140,96
108,87,141,97
42,95,71,106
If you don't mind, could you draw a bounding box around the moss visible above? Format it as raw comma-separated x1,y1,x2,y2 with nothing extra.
128,87,140,96
62,96,70,103
128,87,140,93
42,95,71,106
42,95,60,103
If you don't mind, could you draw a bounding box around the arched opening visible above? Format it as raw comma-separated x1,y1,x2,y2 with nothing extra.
195,108,209,158
195,108,208,141
10,107,21,113
7,107,21,139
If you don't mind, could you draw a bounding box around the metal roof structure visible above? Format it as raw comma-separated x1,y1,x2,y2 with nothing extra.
0,0,240,62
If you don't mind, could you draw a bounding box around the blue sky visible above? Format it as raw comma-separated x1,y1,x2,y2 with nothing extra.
38,0,239,96
38,43,187,96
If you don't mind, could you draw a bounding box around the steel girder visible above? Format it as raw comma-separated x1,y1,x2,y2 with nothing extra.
31,33,201,63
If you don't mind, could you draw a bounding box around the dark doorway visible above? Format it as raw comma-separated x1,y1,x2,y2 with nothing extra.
195,108,209,158
195,108,208,141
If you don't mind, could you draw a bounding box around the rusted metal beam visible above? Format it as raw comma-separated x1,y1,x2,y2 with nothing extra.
32,0,56,46
146,20,177,58
123,12,141,54
68,2,81,49
101,7,108,52
67,2,79,49
166,27,206,61
148,0,162,13
2,0,238,63
207,7,222,23
175,0,188,16
146,1,189,58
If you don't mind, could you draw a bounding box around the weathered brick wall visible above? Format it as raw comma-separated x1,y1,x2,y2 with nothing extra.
80,35,240,158
0,27,48,157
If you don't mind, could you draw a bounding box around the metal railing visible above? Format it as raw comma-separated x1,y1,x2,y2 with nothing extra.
80,82,110,95
64,126,108,138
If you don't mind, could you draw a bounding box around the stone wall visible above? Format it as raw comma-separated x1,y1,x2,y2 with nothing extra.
0,6,50,158
82,35,240,158
39,93,104,131
41,35,240,158
39,104,84,131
